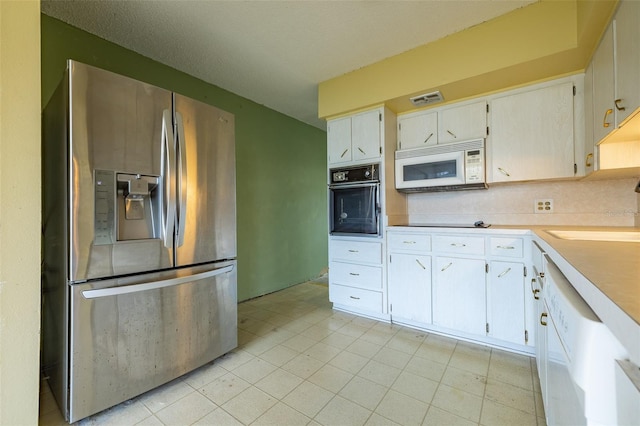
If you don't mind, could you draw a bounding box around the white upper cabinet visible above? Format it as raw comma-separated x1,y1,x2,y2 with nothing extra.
397,110,438,150
327,109,381,166
489,81,576,183
438,101,487,144
590,0,640,145
327,116,352,165
612,0,640,125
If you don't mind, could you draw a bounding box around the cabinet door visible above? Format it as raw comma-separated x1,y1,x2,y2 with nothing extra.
388,253,431,324
487,261,525,345
398,111,438,150
327,117,352,165
438,101,487,144
489,82,575,182
614,0,640,125
592,24,615,144
352,110,381,162
432,256,486,336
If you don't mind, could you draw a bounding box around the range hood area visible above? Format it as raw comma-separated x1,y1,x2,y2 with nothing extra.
588,107,640,180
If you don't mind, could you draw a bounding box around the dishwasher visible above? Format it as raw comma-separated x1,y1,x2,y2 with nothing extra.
542,255,627,425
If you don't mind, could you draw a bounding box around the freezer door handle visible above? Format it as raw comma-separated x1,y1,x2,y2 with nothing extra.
162,109,177,248
81,264,235,299
176,111,187,247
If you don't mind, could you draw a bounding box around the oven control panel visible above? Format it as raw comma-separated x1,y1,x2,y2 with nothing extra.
330,164,379,184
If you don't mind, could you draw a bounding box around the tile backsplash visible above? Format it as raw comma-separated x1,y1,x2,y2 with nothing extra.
408,178,639,227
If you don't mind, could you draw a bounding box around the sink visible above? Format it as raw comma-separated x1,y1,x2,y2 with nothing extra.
545,229,640,242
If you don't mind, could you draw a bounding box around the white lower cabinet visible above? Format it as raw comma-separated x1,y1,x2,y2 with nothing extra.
487,260,526,345
385,228,533,354
329,237,387,319
433,256,486,336
388,253,431,325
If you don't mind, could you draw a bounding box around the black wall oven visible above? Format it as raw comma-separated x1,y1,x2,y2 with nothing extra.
329,163,381,236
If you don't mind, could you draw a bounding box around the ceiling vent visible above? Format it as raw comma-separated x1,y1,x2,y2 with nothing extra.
410,91,444,106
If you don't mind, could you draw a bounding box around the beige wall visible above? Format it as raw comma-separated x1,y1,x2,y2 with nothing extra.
408,178,639,227
0,1,42,424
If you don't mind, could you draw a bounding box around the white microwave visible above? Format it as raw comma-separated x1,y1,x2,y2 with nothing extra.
395,139,487,192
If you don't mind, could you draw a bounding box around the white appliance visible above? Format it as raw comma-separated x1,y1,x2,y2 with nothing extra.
394,138,487,192
542,255,627,425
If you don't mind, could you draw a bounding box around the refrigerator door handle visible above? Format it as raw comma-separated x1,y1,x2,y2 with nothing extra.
162,109,176,248
81,264,235,299
176,111,187,247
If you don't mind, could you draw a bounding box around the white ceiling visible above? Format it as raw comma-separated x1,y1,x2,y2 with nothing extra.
41,0,536,130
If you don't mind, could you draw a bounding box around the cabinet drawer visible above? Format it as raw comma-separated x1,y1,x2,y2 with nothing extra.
330,262,382,290
330,240,382,264
387,233,431,252
329,284,383,313
433,235,484,255
490,237,524,258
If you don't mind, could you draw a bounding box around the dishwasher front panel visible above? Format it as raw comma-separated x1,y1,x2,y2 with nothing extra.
68,261,237,422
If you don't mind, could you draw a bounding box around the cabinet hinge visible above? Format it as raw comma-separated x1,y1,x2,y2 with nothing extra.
389,254,392,263
379,147,382,154
573,85,576,96
525,330,529,344
524,266,527,277
574,163,578,174
379,113,382,122
486,104,489,113
486,126,490,136
390,303,392,313
486,323,490,333
485,263,489,273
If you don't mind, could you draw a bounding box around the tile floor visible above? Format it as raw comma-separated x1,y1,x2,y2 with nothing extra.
40,278,546,426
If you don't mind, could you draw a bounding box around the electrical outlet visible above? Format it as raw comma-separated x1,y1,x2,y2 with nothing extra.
535,199,554,213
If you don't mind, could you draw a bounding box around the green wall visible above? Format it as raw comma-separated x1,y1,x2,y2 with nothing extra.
41,15,328,301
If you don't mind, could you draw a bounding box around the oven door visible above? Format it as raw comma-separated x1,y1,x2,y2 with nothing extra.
329,182,380,236
395,150,465,190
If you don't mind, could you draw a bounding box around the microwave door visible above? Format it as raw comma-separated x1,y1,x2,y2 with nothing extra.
396,150,465,189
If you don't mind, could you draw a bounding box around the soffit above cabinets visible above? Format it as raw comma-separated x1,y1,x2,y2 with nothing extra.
319,0,618,119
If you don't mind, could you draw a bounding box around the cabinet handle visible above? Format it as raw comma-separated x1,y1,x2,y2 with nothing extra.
349,272,360,276
450,243,466,247
498,167,510,177
402,240,416,244
446,130,457,138
614,98,626,111
415,259,426,270
357,147,366,155
441,262,453,272
530,278,540,300
496,245,515,250
341,148,349,158
540,312,548,326
424,133,434,144
603,108,613,128
497,267,512,278
349,296,360,300
585,153,593,167
348,249,359,253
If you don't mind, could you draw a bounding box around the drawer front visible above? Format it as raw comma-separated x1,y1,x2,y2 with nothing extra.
331,240,382,264
387,233,431,252
330,262,382,290
433,235,485,255
329,284,383,313
490,237,524,258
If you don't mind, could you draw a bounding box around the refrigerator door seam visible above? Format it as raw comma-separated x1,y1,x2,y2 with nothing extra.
81,264,234,299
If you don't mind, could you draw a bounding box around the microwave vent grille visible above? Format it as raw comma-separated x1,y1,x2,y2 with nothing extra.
410,91,444,106
395,138,484,159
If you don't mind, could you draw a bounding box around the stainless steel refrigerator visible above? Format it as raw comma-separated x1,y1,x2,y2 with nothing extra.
42,60,237,423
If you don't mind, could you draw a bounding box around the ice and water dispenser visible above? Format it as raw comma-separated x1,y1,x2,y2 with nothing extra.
94,169,161,245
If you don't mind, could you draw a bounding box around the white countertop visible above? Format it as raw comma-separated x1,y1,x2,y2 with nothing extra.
388,224,640,365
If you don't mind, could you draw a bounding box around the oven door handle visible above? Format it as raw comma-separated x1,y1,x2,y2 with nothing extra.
329,182,380,190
